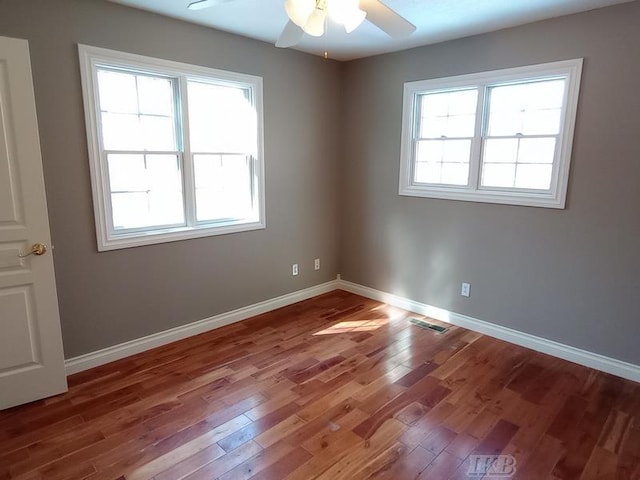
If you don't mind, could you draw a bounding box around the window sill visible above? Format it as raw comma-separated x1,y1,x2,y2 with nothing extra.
97,219,266,251
399,184,566,209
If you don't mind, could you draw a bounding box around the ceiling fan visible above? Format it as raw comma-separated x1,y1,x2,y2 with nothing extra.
186,0,416,48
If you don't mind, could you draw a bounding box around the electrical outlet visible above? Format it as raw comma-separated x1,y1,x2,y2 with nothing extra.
314,258,320,271
461,282,471,297
292,264,299,276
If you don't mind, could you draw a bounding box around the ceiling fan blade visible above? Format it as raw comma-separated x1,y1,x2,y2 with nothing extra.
360,0,416,38
276,20,305,48
187,0,233,10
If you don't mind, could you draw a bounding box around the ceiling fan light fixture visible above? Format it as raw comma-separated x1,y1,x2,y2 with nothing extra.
303,7,326,37
285,0,316,27
343,8,366,33
326,0,365,32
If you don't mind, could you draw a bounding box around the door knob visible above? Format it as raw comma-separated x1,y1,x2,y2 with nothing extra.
19,243,48,258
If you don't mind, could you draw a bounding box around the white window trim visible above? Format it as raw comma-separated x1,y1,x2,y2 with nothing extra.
78,44,266,251
399,59,583,209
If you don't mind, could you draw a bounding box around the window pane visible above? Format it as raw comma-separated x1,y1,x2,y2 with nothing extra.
484,137,556,165
101,113,142,150
140,115,176,151
421,114,475,138
421,116,448,137
415,162,441,184
483,139,518,163
188,81,257,154
194,154,253,222
443,140,471,164
448,90,478,115
422,91,449,116
451,115,476,137
482,163,516,188
487,79,566,136
522,109,561,135
137,76,173,116
415,162,469,186
111,189,185,230
97,70,138,114
481,137,556,190
107,154,147,192
420,89,477,138
108,154,184,230
485,112,521,137
515,164,553,190
489,79,565,112
416,140,471,164
111,192,150,230
415,140,442,163
441,163,469,185
415,139,470,185
518,138,556,164
98,70,177,151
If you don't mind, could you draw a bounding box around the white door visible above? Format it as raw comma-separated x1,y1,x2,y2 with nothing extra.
0,36,67,409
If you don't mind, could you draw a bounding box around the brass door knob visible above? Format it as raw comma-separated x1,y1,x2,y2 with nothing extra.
19,243,48,258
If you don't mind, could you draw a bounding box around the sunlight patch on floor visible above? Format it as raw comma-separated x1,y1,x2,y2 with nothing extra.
313,319,389,335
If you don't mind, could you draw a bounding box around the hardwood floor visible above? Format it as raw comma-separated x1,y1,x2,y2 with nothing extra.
1,290,639,480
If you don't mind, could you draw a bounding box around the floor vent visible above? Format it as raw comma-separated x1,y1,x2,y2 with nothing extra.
409,317,448,334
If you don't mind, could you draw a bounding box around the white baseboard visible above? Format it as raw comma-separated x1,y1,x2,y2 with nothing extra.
337,279,640,383
65,277,640,384
65,280,340,375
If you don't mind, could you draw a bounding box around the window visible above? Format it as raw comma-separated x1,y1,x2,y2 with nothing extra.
78,45,265,251
399,59,582,208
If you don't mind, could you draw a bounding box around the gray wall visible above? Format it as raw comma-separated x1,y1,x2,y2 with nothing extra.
1,0,638,365
0,0,341,358
340,1,640,364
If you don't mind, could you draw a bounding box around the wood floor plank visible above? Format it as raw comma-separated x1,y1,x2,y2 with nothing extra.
349,442,408,480
313,418,407,479
398,401,457,450
254,414,306,448
180,440,263,480
360,444,435,480
420,424,457,456
126,414,250,480
0,415,85,456
248,446,312,480
514,433,566,479
153,440,229,480
0,291,638,479
9,430,105,477
395,401,429,426
417,449,462,479
216,440,297,480
445,432,479,461
580,446,619,480
278,397,361,448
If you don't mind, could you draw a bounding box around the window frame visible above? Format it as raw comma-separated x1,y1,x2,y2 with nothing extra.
399,59,583,209
78,45,265,251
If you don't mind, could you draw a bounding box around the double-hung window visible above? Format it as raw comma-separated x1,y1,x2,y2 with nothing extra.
399,59,582,208
79,45,265,251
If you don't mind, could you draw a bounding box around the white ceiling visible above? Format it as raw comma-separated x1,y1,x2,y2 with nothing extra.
108,0,634,61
